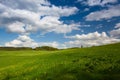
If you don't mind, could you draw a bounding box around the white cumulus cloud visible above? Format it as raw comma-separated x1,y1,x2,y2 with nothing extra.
5,35,38,48
65,31,120,48
0,0,79,34
110,23,120,38
79,0,118,6
86,4,120,21
6,21,25,33
115,23,120,28
5,35,66,49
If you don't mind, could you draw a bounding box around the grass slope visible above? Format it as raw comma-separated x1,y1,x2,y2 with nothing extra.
0,43,120,80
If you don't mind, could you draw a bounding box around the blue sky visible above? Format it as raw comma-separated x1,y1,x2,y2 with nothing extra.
0,0,120,48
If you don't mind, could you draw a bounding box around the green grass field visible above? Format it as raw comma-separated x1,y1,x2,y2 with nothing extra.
0,43,120,80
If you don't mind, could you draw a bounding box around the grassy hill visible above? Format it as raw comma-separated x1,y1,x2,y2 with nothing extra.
0,43,120,80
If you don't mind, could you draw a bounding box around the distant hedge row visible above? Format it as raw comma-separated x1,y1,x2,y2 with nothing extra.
0,47,32,51
0,46,58,51
34,46,58,51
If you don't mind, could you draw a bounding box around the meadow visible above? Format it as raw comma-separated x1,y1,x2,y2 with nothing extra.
0,43,120,80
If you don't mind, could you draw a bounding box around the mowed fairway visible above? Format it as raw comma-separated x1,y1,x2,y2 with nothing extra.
0,43,120,80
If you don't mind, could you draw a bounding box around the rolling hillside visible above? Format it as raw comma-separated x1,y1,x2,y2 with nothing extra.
0,43,120,80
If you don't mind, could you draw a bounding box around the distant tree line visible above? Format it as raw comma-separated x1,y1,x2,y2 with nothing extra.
0,47,32,51
34,46,58,51
0,46,58,51
0,45,85,51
